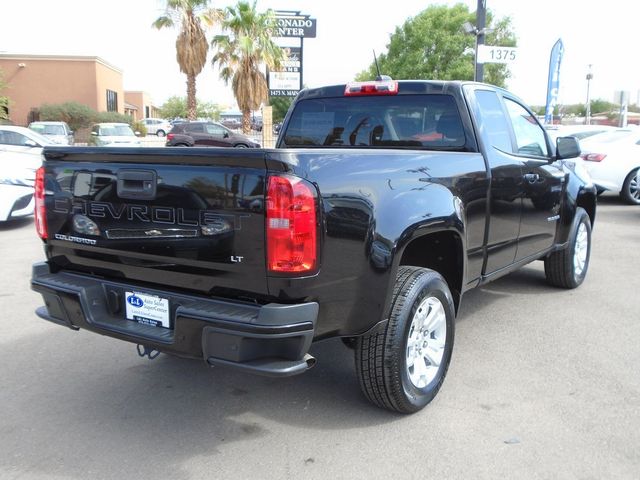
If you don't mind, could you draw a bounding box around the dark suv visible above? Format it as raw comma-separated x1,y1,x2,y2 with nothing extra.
166,121,260,148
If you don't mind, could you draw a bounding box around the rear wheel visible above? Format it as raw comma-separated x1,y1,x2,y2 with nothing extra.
234,143,249,148
620,168,640,205
156,130,166,137
355,266,455,413
544,207,591,288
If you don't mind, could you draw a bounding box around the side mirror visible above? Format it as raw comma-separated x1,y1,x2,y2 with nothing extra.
223,132,229,138
91,131,98,136
135,131,141,136
556,136,581,160
24,139,38,147
69,131,74,135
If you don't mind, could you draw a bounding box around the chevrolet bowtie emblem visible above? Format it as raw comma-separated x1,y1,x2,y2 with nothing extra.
144,229,163,236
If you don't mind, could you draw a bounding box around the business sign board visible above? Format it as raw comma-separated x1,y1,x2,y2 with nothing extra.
477,45,518,64
268,46,302,97
274,14,316,38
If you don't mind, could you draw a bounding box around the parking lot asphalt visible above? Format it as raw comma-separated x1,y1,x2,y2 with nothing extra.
0,196,638,480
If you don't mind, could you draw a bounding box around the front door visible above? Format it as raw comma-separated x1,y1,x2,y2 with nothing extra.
502,97,564,261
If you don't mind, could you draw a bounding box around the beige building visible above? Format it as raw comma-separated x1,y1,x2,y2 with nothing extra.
124,91,159,121
0,54,124,126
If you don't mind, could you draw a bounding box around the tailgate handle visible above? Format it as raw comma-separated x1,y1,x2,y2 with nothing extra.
117,169,157,200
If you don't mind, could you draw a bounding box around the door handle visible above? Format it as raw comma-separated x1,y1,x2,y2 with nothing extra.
524,173,540,183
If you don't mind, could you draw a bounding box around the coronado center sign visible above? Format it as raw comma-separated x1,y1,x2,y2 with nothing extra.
273,14,316,38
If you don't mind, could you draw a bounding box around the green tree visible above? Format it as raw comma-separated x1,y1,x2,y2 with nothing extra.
269,96,293,122
356,4,516,87
211,1,284,133
158,95,221,119
590,98,615,115
153,0,218,121
0,68,9,122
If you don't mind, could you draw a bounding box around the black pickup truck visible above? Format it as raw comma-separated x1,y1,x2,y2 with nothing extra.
31,80,596,413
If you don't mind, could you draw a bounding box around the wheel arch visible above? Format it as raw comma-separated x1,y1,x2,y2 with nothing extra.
396,228,465,313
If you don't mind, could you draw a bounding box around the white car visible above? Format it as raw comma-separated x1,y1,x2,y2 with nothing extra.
545,124,616,142
578,128,640,204
0,125,51,221
89,123,142,147
142,118,172,137
28,121,74,145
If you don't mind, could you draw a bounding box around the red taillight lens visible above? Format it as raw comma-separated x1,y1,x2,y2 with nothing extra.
34,166,47,239
266,175,317,273
167,133,175,141
581,153,606,162
344,80,399,96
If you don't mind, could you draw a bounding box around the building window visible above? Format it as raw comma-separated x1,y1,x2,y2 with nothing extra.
106,90,118,112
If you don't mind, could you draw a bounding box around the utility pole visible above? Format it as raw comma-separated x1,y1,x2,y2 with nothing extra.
585,64,593,125
475,0,487,82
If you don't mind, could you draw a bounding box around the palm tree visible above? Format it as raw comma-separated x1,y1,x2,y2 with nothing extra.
211,1,284,133
153,0,217,121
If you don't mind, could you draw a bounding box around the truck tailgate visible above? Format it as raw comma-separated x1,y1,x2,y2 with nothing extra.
42,147,269,297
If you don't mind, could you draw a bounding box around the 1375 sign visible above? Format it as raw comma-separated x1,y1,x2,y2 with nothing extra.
477,45,518,65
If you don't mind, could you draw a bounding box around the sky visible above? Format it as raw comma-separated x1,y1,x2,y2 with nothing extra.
1,0,638,110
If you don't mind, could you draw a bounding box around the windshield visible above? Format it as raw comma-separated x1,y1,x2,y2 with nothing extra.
100,125,135,136
30,124,65,135
281,94,466,150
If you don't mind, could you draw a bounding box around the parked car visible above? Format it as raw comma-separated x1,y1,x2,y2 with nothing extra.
142,118,172,137
220,118,242,130
577,128,640,204
28,121,74,145
166,121,260,148
545,124,616,142
0,125,52,221
88,123,142,147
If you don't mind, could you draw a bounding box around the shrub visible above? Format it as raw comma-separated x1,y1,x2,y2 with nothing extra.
39,102,96,131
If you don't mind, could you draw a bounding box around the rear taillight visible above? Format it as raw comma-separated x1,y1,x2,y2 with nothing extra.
34,166,47,239
266,175,317,274
581,153,606,162
167,133,175,141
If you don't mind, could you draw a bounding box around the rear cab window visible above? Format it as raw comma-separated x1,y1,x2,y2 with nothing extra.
281,94,467,150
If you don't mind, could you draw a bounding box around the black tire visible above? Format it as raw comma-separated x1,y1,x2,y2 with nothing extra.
620,168,640,205
355,266,455,414
156,130,166,137
234,143,249,148
544,207,591,288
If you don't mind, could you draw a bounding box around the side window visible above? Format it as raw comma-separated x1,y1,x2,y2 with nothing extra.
473,90,513,152
185,124,204,134
504,98,549,157
205,124,225,135
2,132,29,146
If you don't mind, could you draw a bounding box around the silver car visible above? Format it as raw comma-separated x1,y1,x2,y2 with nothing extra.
28,121,74,145
89,123,142,147
142,118,172,137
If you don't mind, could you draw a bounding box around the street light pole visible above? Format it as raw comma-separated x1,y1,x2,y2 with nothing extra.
585,64,593,125
475,0,487,82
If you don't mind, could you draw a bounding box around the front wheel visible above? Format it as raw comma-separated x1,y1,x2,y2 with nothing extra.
355,266,455,413
234,143,249,148
156,130,166,137
544,207,591,288
620,168,640,205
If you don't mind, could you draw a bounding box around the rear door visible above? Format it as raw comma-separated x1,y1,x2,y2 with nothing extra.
44,148,269,296
466,88,523,274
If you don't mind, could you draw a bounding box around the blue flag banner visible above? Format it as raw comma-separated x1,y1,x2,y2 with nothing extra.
544,39,564,124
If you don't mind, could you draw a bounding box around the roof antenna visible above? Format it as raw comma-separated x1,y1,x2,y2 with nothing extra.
373,50,391,82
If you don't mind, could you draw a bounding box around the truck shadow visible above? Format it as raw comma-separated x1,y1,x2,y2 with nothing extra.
0,326,402,479
0,217,32,231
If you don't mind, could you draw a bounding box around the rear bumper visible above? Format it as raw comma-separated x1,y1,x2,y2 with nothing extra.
31,262,318,377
